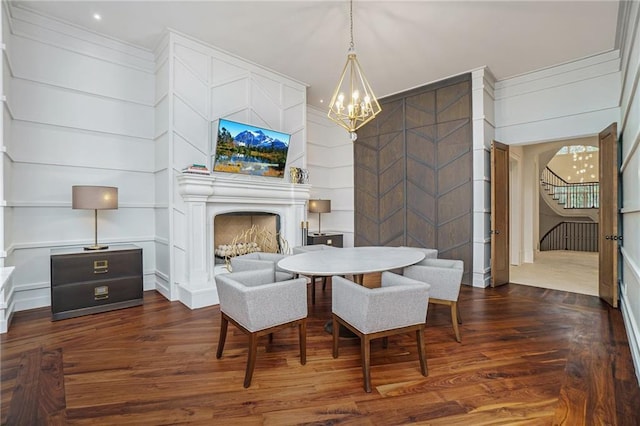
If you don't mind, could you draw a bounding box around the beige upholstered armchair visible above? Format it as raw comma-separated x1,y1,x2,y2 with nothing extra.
215,268,308,388
399,246,438,264
331,272,431,392
403,258,464,342
230,251,294,281
292,244,338,304
387,246,438,274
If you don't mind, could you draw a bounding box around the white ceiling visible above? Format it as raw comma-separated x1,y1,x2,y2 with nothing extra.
11,1,621,109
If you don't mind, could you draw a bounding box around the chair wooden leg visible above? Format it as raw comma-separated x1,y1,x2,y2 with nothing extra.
332,315,340,358
362,335,372,393
450,302,461,343
244,333,259,388
456,302,462,324
322,276,327,291
299,319,307,365
216,313,228,359
416,327,428,376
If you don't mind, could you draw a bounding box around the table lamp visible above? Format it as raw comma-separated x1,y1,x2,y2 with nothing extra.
308,199,331,235
72,185,118,250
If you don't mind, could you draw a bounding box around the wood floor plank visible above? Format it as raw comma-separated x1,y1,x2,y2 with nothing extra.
5,348,42,425
1,284,639,425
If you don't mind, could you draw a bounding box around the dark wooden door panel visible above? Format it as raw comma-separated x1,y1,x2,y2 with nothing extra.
598,123,618,308
376,100,404,135
491,141,510,287
436,81,471,123
354,74,472,283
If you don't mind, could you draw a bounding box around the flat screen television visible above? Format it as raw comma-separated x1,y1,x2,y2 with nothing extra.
212,119,291,178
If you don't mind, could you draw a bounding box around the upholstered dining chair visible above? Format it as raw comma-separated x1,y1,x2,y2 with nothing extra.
215,267,308,388
399,246,438,264
386,246,439,275
230,251,293,281
292,244,338,304
402,258,464,343
331,272,431,392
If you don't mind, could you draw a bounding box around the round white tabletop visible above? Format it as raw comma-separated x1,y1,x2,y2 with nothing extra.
277,246,425,278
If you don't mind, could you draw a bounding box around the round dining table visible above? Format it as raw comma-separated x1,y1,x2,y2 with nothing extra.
278,246,426,336
277,246,426,285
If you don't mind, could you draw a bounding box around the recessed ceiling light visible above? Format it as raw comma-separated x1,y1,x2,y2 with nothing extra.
319,99,324,104
93,13,102,21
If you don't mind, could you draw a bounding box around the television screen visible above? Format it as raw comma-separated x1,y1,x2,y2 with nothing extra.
213,119,291,178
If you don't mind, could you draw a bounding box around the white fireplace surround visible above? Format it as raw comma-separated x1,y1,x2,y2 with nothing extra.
177,174,310,309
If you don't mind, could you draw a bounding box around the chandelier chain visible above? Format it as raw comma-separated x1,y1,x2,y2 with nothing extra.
349,0,354,49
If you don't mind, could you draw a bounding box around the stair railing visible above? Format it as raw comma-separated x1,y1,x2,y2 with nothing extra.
540,221,599,252
540,167,599,209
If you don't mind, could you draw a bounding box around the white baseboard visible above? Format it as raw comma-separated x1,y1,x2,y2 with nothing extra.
621,297,640,386
177,282,219,309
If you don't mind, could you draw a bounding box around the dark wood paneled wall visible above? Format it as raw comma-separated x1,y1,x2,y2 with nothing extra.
354,73,473,283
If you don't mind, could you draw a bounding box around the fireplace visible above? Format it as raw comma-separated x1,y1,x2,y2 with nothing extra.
213,212,281,261
177,173,310,308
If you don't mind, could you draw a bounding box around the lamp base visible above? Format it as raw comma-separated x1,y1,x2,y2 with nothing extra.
84,245,109,251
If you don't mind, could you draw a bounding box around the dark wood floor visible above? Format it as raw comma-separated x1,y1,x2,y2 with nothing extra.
2,281,639,425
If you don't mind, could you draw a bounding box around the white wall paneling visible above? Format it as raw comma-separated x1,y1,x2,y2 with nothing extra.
471,68,495,287
306,106,353,244
495,51,621,145
0,267,15,333
159,30,307,308
617,0,640,385
2,4,156,315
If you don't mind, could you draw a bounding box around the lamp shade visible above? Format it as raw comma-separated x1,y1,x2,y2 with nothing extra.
72,186,118,210
309,199,331,214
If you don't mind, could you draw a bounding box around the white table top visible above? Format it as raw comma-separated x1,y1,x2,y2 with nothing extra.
277,246,425,276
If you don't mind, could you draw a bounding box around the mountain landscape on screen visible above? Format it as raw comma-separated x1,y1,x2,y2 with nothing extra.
213,119,291,178
233,130,289,150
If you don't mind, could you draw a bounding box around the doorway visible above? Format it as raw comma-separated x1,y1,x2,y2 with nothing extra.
507,137,600,296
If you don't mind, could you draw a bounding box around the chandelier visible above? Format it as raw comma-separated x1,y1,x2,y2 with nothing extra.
327,0,381,141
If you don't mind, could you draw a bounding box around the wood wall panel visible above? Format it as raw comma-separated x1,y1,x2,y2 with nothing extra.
406,92,436,129
354,74,472,283
376,100,404,135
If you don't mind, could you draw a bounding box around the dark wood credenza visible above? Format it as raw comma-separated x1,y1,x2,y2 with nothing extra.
307,233,343,248
50,245,143,321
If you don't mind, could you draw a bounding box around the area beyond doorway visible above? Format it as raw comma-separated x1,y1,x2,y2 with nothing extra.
509,250,598,296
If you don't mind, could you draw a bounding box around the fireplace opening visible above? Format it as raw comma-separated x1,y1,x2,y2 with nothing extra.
213,212,281,262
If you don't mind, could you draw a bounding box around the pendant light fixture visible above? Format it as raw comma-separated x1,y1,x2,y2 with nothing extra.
327,0,381,141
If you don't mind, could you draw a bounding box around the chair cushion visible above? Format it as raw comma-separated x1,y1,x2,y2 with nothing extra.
332,273,429,334
215,270,307,332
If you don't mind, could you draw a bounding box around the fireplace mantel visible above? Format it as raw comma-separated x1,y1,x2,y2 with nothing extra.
176,173,310,308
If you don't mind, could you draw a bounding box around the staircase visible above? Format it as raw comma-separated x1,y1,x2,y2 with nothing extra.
540,167,599,251
540,167,599,219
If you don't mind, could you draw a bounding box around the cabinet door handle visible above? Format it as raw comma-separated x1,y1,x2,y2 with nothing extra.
94,285,109,300
94,260,108,274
